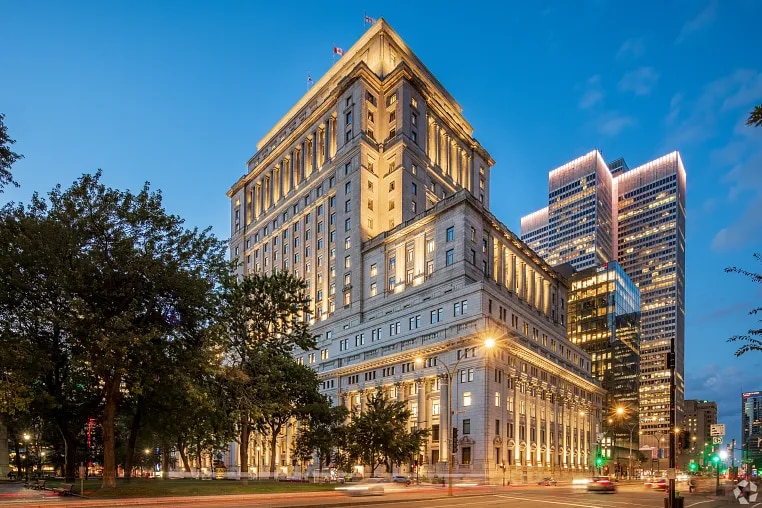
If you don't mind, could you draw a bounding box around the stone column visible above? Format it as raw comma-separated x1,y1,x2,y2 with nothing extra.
545,393,551,466
0,423,8,478
417,379,426,428
440,376,449,462
513,380,520,464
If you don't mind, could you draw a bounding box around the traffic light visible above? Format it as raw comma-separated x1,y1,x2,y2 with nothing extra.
689,462,698,472
711,454,720,465
452,427,459,453
595,455,604,468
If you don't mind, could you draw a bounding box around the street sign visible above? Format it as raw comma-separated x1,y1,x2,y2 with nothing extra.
666,468,676,480
710,424,726,436
713,436,723,444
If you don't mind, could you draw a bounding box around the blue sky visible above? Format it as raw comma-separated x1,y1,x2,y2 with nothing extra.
3,0,761,444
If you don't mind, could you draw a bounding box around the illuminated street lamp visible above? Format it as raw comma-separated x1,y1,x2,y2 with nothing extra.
416,335,497,497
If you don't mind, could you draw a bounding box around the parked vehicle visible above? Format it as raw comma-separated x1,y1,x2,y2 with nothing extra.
392,475,412,485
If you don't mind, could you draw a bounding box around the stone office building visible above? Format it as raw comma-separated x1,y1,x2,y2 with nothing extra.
227,19,604,483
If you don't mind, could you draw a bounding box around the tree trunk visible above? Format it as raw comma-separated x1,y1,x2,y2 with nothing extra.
269,426,281,479
13,440,22,474
123,399,143,482
195,440,203,479
239,413,250,484
161,444,170,480
101,374,122,489
177,439,191,473
56,426,78,482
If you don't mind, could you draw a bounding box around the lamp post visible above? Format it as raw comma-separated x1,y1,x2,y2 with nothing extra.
417,336,496,497
614,407,638,479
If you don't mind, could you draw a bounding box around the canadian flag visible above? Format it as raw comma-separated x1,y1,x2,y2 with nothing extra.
333,46,344,56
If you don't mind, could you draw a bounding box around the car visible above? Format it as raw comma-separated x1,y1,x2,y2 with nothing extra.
392,475,412,485
336,477,386,496
538,477,558,486
650,478,668,490
587,476,616,492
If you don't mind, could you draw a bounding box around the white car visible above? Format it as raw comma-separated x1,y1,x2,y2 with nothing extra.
336,477,386,496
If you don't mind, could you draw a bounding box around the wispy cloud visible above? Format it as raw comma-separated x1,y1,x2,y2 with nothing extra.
616,38,645,59
597,111,635,136
619,67,660,96
676,0,717,44
578,75,604,109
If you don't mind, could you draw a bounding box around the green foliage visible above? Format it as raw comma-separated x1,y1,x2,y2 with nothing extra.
0,171,227,486
0,113,23,192
344,389,429,476
218,271,318,478
293,403,348,471
725,253,762,356
747,104,762,128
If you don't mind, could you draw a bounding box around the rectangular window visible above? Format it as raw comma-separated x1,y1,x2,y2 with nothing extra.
446,226,454,242
427,239,435,253
430,308,443,323
463,418,471,434
345,218,351,231
370,282,377,296
446,249,454,266
344,255,351,269
463,392,472,407
370,263,377,277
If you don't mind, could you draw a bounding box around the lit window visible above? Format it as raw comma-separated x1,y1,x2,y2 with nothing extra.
370,264,378,277
463,392,472,407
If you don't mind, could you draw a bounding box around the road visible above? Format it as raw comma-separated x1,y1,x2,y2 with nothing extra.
0,480,743,508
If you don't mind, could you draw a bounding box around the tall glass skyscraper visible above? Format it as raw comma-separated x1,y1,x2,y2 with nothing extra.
521,150,686,440
567,261,640,408
742,390,762,476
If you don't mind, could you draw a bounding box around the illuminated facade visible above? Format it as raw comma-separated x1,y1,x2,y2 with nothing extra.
742,391,762,474
227,20,604,483
567,261,640,409
520,150,687,441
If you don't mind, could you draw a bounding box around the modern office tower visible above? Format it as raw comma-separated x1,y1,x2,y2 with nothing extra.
520,150,687,443
227,20,604,483
521,151,616,272
567,261,640,407
682,399,717,466
742,391,762,475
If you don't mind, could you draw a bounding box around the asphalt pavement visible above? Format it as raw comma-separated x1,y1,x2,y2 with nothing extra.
0,479,745,508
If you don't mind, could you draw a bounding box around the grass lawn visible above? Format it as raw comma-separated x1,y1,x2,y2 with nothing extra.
45,478,338,499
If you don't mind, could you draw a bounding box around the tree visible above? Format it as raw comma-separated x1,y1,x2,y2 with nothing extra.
293,402,348,480
748,104,762,128
0,113,23,192
344,389,429,476
219,271,315,483
0,172,227,488
254,353,324,478
726,253,762,356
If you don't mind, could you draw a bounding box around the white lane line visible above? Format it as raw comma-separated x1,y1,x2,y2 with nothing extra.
496,494,662,508
686,501,716,507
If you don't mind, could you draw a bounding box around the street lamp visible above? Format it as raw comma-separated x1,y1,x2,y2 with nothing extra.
614,407,638,479
416,336,495,497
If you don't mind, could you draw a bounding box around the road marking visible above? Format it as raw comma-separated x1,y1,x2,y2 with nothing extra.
496,494,662,507
686,501,716,507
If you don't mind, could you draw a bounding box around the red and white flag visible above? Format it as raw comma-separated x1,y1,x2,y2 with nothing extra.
365,15,376,24
333,46,344,56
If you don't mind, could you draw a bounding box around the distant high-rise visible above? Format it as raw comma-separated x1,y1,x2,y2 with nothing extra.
742,391,762,475
682,399,717,466
521,150,687,440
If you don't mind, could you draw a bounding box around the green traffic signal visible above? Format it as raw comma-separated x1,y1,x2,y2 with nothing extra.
595,456,604,467
711,454,720,464
688,462,697,471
